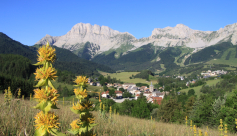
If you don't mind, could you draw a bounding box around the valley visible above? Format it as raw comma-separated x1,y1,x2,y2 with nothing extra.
1,22,237,135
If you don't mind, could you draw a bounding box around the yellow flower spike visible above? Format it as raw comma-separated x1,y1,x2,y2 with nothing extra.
72,102,85,111
74,76,88,86
36,42,56,65
33,87,59,105
34,66,57,81
74,87,88,100
34,111,60,133
83,100,93,110
18,89,21,98
70,119,81,130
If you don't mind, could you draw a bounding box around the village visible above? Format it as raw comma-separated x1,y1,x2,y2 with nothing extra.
89,80,167,105
87,69,228,105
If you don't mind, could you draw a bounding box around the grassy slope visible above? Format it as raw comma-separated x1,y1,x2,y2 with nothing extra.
1,94,236,136
179,79,222,97
99,71,158,84
174,47,194,67
206,46,237,66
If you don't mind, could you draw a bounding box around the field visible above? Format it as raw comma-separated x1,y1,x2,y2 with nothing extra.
179,78,222,97
1,94,236,136
99,71,158,84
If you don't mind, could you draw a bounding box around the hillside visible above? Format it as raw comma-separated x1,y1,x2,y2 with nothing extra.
92,43,194,72
0,32,37,63
2,94,236,136
0,32,115,76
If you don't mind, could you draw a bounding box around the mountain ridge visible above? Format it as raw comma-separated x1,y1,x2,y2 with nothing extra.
36,22,237,58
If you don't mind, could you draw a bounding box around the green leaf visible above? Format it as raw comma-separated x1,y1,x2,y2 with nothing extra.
51,103,59,109
48,80,55,90
35,79,47,87
34,127,48,136
70,107,80,114
67,129,79,135
34,100,47,111
50,128,66,136
78,127,87,135
33,62,43,66
44,101,53,113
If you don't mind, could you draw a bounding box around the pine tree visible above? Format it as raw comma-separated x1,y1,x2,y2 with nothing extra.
184,96,196,117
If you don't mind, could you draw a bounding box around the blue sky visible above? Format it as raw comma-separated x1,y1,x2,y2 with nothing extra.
1,0,237,46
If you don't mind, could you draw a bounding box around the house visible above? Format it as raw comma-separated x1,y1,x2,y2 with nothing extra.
127,86,134,92
152,91,164,99
140,86,147,91
115,91,123,97
92,82,97,86
96,82,101,87
89,82,94,86
143,91,152,97
129,89,137,95
147,97,153,103
88,78,93,83
134,90,141,95
177,76,184,80
135,94,140,100
113,83,122,88
122,83,136,89
107,83,113,87
151,97,163,105
101,91,110,98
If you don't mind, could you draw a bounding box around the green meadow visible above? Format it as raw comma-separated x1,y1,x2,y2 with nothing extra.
99,71,158,84
179,78,222,97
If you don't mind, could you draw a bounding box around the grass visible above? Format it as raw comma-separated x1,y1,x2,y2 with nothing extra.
1,94,236,136
179,78,222,97
206,47,237,67
99,71,157,84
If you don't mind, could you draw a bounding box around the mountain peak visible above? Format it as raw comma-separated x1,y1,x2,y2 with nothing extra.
175,24,189,28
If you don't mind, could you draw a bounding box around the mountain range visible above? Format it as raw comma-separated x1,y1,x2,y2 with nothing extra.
36,22,237,57
35,22,237,73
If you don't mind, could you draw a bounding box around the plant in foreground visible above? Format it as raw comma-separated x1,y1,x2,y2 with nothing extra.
33,42,64,136
4,87,12,105
68,76,97,135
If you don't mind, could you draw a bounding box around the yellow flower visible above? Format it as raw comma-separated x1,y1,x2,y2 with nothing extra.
72,102,85,111
81,113,95,124
74,88,88,99
34,67,57,81
34,111,60,133
34,87,59,104
82,100,93,109
70,119,82,130
37,42,56,63
18,89,21,98
74,76,88,85
88,117,95,124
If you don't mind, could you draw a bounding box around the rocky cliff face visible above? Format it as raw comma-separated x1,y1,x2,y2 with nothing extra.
131,23,237,49
36,22,237,58
36,23,136,52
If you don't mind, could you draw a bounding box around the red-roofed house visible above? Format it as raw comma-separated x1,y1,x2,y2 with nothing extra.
115,91,123,97
151,97,162,105
101,91,109,98
135,94,140,100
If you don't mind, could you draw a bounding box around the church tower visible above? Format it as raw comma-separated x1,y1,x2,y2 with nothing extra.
149,82,154,92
